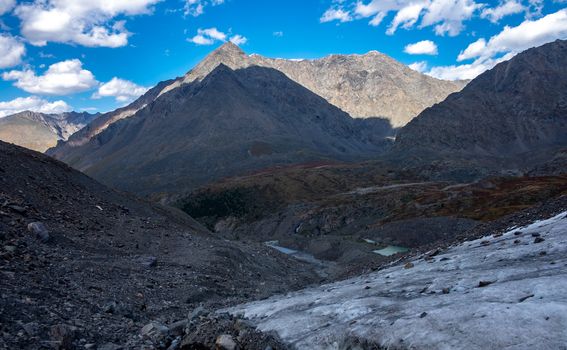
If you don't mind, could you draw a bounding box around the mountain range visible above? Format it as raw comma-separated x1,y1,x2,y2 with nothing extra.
46,43,465,198
2,33,567,350
0,111,98,152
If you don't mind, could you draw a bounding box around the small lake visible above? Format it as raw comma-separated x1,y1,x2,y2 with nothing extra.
373,245,409,256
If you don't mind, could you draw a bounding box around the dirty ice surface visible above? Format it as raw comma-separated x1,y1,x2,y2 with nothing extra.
230,212,567,349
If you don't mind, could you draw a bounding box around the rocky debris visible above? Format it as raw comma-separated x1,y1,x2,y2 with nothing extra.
50,324,78,349
0,141,319,349
27,222,50,242
141,322,169,343
176,311,288,350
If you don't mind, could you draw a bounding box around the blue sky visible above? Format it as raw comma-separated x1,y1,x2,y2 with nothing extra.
0,0,565,116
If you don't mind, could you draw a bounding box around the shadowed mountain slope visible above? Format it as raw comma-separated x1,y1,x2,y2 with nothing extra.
50,64,392,198
392,39,567,180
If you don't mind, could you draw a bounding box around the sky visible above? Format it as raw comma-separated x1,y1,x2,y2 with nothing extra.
0,0,566,117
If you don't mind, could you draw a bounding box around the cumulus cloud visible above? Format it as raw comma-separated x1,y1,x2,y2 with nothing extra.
408,61,428,72
325,0,482,36
184,0,224,17
229,34,247,45
0,0,15,15
427,8,567,80
188,27,247,46
404,40,438,55
0,96,71,117
93,77,149,102
0,34,25,69
481,0,526,23
2,59,98,95
320,8,352,23
14,0,161,47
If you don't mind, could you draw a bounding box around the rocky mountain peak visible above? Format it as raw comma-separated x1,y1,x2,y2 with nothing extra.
212,41,246,58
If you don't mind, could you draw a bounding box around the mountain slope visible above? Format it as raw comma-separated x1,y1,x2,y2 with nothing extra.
392,40,567,178
159,42,465,127
0,111,97,152
55,64,391,198
48,78,177,156
0,140,318,349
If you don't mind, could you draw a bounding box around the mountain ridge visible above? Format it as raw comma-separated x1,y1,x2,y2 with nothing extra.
0,110,98,152
158,42,466,127
54,63,392,198
391,39,567,179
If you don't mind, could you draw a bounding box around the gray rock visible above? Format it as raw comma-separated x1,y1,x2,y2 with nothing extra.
215,334,237,350
140,322,169,342
98,343,123,350
140,256,158,268
27,222,50,242
49,324,77,349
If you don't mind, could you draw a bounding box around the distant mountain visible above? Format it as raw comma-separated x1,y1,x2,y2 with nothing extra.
0,111,98,152
50,43,463,161
50,64,391,198
392,39,567,179
158,42,465,127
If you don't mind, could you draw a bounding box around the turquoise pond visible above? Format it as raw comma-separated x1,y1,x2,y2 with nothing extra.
373,246,409,256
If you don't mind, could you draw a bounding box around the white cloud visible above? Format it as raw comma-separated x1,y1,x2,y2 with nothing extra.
427,52,515,80
460,8,567,61
273,31,284,37
0,96,71,117
0,0,15,15
93,77,149,102
188,27,247,46
0,34,25,69
2,59,98,95
14,0,161,48
184,0,224,17
404,40,438,55
229,34,247,45
426,8,567,80
408,61,428,72
457,38,487,61
420,0,482,36
481,0,526,23
328,0,481,36
320,8,352,23
387,3,426,35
